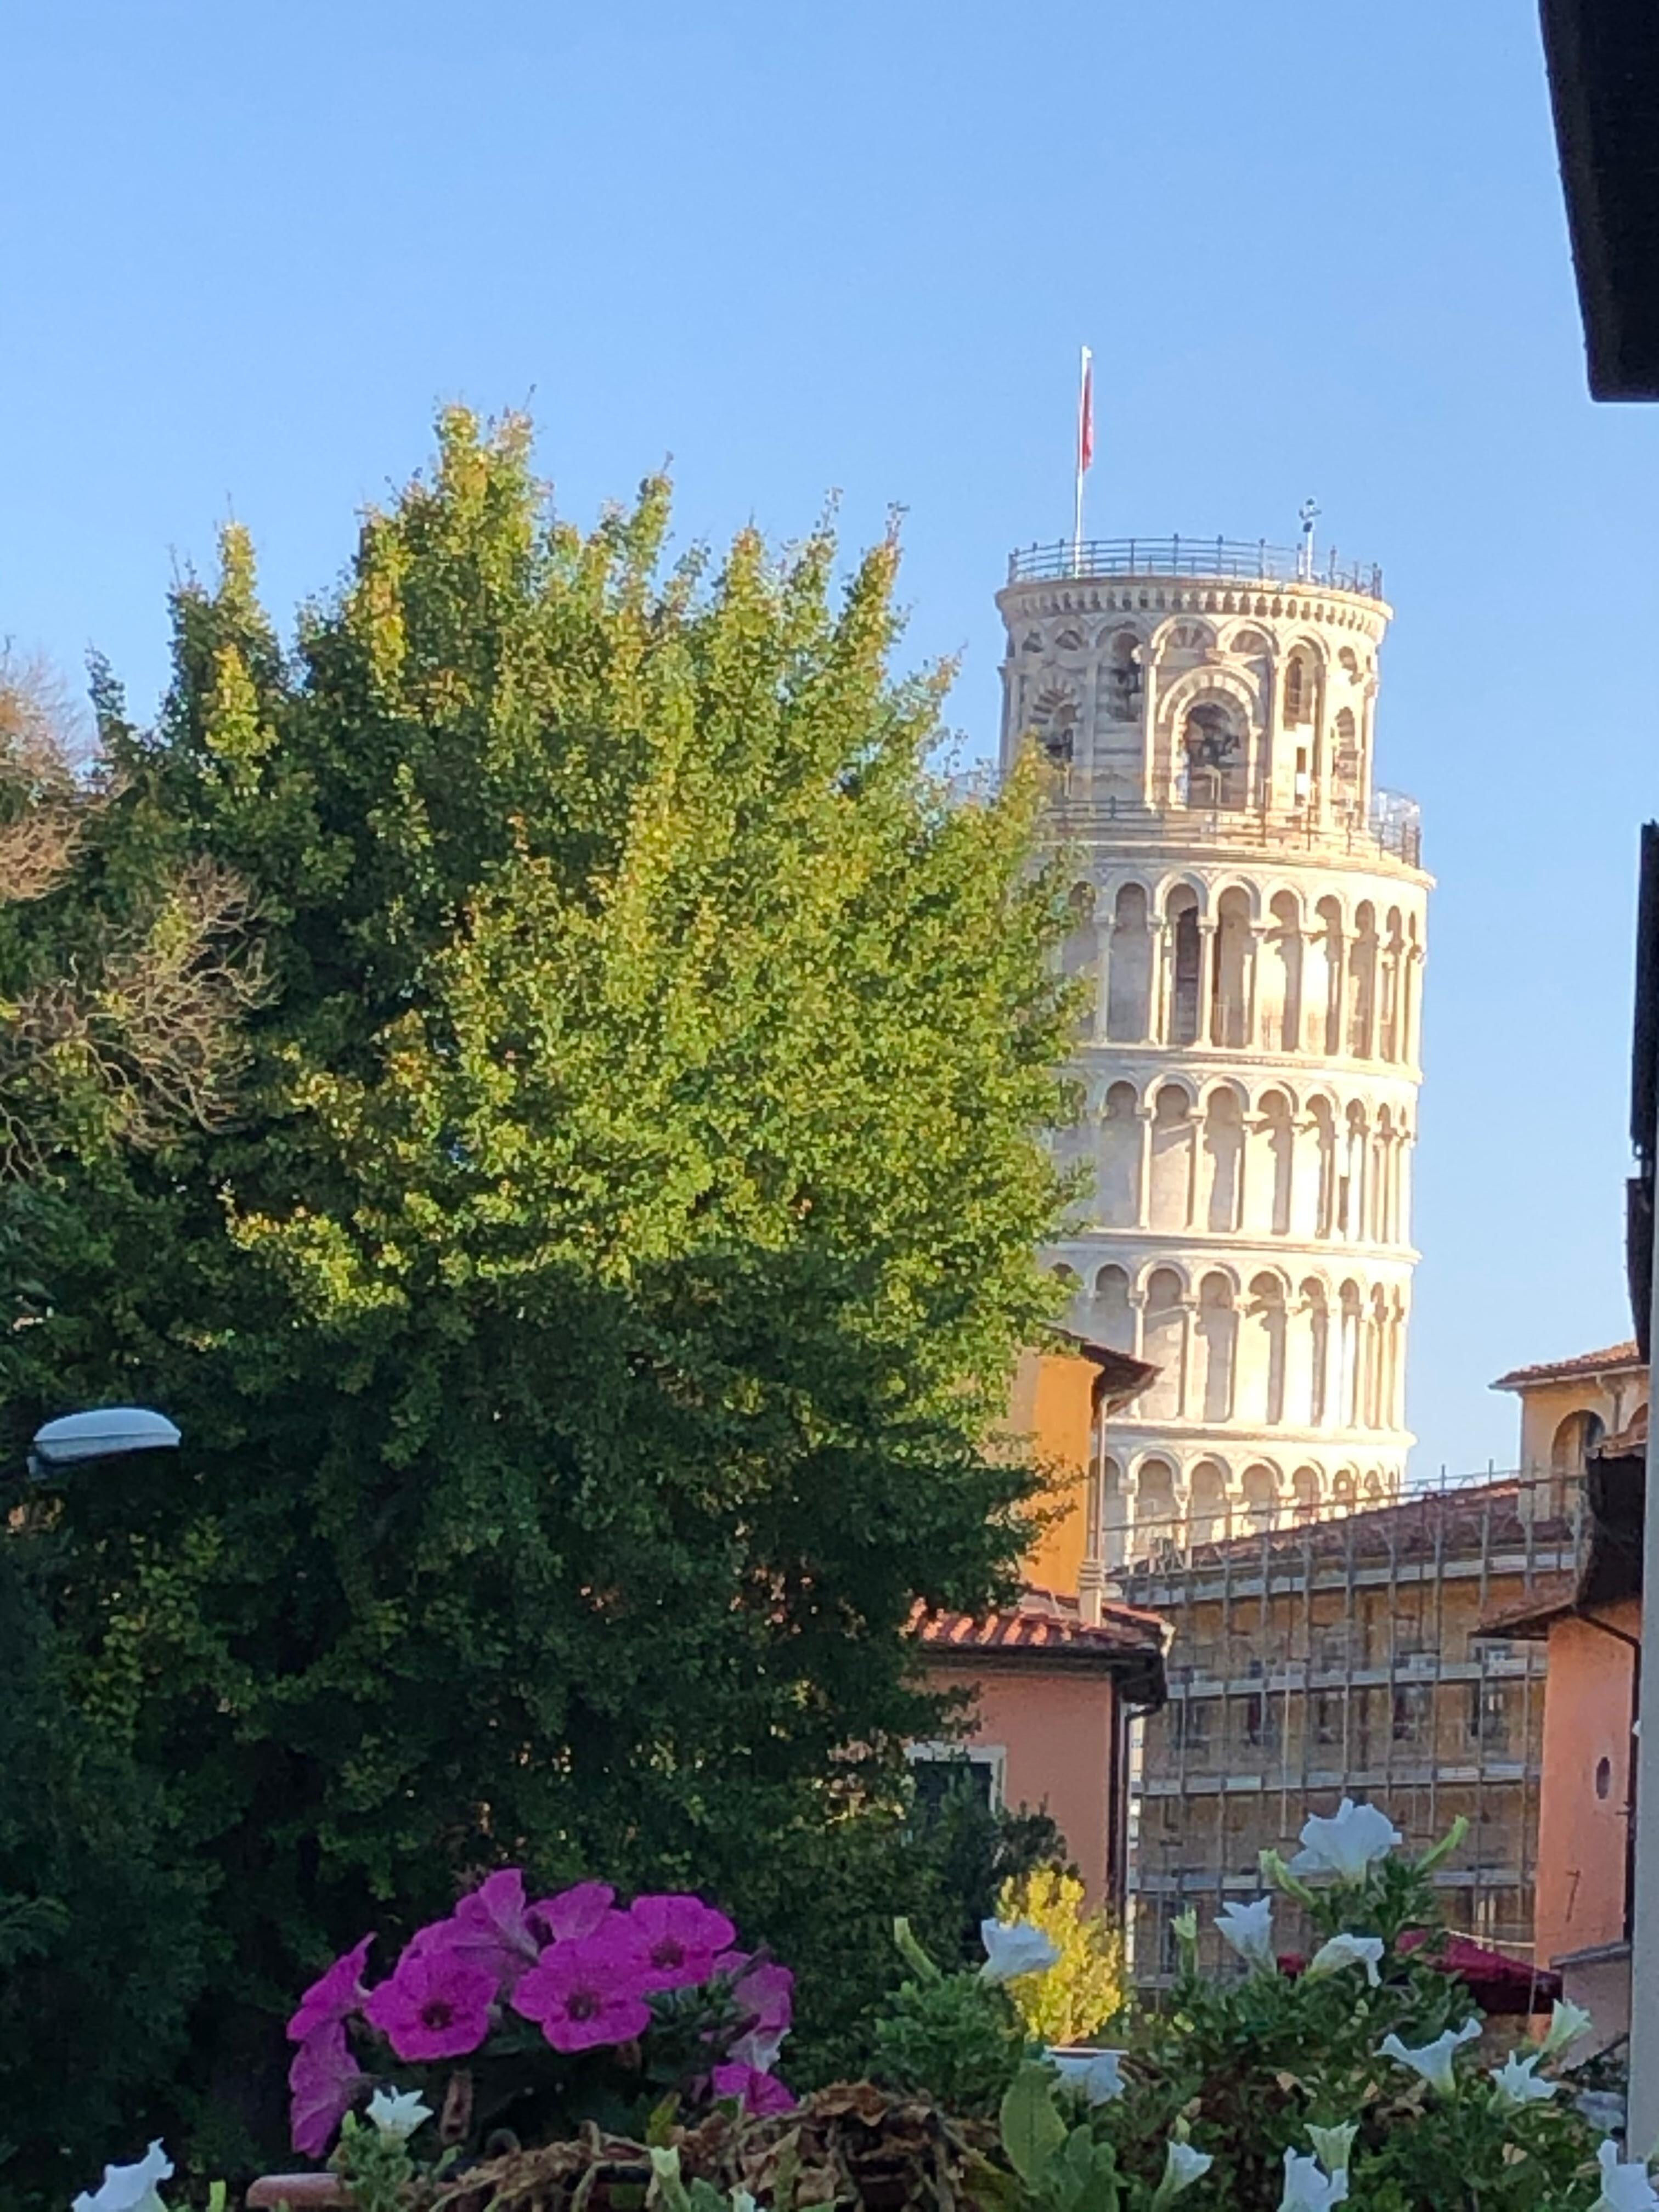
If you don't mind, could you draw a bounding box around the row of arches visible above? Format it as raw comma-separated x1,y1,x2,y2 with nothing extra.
1020,613,1375,678
1066,880,1423,1066
1015,609,1380,823
1087,1449,1400,1560
1059,1260,1410,1436
1054,1079,1413,1248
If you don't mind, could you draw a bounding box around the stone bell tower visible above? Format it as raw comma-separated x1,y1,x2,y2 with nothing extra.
997,534,1429,1563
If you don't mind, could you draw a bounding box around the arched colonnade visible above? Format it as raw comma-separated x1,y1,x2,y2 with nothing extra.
1054,1257,1408,1438
1062,876,1424,1067
1057,1073,1414,1248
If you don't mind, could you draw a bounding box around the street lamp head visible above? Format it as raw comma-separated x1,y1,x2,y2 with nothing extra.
28,1406,182,1480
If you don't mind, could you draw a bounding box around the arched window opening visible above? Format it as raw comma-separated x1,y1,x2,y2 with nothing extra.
1202,1087,1245,1233
1338,1282,1363,1428
1106,883,1153,1041
1141,1267,1188,1423
1291,1466,1321,1523
1364,1288,1389,1427
1090,1262,1134,1353
1241,1463,1279,1531
1332,707,1359,808
1149,1085,1195,1233
1310,1098,1339,1238
1550,1409,1605,1480
1167,892,1203,1046
1189,1459,1229,1548
1195,1271,1238,1424
1347,902,1378,1058
1210,888,1253,1047
1302,1279,1331,1427
1248,1273,1289,1426
1134,1457,1178,1559
1313,896,1346,1055
1283,656,1309,724
1099,1082,1141,1230
1182,699,1246,810
1060,882,1096,990
1260,890,1304,1052
1030,685,1079,767
1103,630,1144,721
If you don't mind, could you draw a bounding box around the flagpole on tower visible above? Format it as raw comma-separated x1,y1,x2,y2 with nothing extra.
1073,345,1094,575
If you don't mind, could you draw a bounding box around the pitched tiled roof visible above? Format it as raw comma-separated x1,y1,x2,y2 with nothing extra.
1122,1476,1582,1581
1474,1572,1581,1641
1049,1329,1161,1410
915,1585,1169,1706
1491,1340,1644,1391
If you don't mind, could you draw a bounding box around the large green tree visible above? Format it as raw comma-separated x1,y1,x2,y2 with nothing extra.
14,413,1077,2162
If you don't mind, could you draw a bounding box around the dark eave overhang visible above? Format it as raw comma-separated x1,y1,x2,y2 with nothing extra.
1541,0,1659,398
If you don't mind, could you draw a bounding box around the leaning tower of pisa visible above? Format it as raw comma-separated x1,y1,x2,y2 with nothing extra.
997,534,1429,1554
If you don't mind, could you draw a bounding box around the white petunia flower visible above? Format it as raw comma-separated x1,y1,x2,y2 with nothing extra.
72,2143,174,2212
1378,2018,1481,2096
1048,2047,1127,2104
1279,2147,1349,2210
1594,2138,1659,2210
1216,1895,1277,1973
1306,2124,1358,2175
1539,1997,1594,2060
979,1918,1060,1985
1490,2051,1557,2109
1305,1933,1384,1987
1290,1799,1403,1881
1151,2138,1214,2205
366,2087,435,2141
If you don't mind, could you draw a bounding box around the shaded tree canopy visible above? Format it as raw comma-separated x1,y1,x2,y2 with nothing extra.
6,411,1079,2163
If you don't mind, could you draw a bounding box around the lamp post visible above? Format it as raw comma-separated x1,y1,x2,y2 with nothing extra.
26,1405,181,1482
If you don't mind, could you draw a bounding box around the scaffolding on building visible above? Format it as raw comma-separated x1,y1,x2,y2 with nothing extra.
1118,1469,1587,1994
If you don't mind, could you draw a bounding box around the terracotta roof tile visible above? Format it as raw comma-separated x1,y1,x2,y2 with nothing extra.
915,1584,1168,1664
1491,1341,1643,1391
1122,1478,1582,1578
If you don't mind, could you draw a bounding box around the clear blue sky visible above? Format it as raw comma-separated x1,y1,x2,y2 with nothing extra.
2,1,1654,1475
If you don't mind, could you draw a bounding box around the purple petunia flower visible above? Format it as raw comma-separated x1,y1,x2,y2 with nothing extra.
628,1894,736,1992
363,1945,496,2062
535,1880,622,1944
511,1931,654,2052
289,2023,365,2157
287,1934,374,2045
715,1952,795,2072
413,1869,550,1995
710,2062,797,2117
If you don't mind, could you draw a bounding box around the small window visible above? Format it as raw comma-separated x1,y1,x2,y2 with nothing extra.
907,1746,1003,1817
1243,1694,1279,1752
1469,1684,1511,1752
1392,1685,1432,1745
1596,1757,1613,1801
1284,657,1308,723
1169,1698,1211,1752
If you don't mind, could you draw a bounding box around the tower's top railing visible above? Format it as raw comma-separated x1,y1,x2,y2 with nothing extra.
1042,789,1424,870
1007,535,1385,601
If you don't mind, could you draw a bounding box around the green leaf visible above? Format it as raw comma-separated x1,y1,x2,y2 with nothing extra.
1000,2062,1068,2187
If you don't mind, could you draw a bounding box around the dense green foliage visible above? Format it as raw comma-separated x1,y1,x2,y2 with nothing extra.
0,1543,208,2204
876,1833,1612,2210
3,413,1077,2182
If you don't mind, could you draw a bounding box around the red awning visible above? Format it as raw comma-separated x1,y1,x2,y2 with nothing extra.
1278,1932,1560,2015
1399,1930,1561,2013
